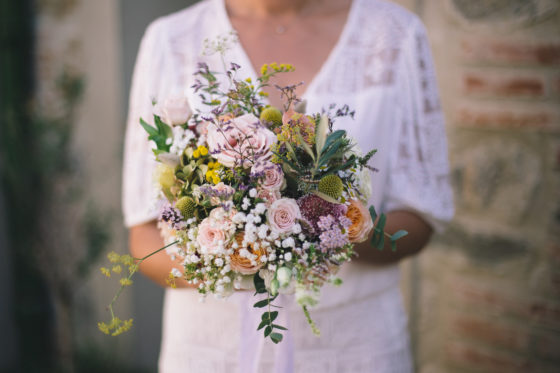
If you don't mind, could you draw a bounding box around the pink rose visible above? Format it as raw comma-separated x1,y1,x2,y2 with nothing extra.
251,162,285,191
267,198,301,235
257,188,281,207
197,217,227,255
206,114,277,168
156,97,192,126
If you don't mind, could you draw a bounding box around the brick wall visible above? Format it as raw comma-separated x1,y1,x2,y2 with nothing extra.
395,0,560,372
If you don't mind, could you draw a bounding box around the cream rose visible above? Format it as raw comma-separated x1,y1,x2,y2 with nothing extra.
206,114,277,168
196,217,227,255
267,198,301,235
346,199,374,243
157,97,192,126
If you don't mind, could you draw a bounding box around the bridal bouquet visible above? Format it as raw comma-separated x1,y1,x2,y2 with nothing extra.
99,48,406,342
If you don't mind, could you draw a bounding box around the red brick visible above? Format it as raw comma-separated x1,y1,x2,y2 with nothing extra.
451,316,528,351
455,107,559,131
461,39,560,66
446,341,529,373
463,73,545,98
450,281,560,331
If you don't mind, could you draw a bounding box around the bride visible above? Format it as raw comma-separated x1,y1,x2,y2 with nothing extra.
122,0,454,371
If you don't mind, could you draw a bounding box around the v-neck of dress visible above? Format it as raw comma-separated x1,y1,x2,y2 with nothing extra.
213,0,360,103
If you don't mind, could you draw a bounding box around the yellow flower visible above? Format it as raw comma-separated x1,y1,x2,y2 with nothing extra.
206,170,214,182
112,265,122,274
193,149,201,158
198,145,208,156
212,175,221,184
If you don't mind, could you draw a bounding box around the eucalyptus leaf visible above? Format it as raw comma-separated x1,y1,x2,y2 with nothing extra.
272,324,288,331
253,273,267,294
391,230,408,241
270,333,283,344
369,206,378,222
264,326,272,337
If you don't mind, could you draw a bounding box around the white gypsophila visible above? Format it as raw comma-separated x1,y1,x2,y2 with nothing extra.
249,188,257,198
284,252,293,262
282,237,295,248
214,258,224,267
170,268,182,278
232,212,246,224
292,224,301,234
169,127,196,156
255,203,266,215
298,233,306,241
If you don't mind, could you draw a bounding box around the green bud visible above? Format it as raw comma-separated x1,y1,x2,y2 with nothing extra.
318,174,343,200
260,106,283,127
175,197,197,219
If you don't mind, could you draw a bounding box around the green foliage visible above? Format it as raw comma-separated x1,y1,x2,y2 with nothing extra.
253,273,287,344
140,115,172,154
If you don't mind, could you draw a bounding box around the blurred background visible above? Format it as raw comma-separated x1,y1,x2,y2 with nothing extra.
0,0,558,372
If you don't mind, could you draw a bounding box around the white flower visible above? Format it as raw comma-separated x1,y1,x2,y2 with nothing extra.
284,252,292,262
170,268,182,278
255,203,267,215
282,237,295,248
249,188,257,198
292,224,301,234
156,96,192,126
276,267,292,287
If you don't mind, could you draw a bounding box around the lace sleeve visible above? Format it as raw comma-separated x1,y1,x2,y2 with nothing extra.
122,20,169,228
384,18,454,232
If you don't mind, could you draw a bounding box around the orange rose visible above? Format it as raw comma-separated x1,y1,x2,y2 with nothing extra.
229,233,267,275
346,199,374,243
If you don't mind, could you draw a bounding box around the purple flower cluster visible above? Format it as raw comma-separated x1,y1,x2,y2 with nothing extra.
317,215,350,252
161,206,186,230
199,185,234,199
297,194,348,233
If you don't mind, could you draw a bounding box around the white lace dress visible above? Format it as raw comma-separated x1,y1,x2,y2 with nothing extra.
122,0,454,372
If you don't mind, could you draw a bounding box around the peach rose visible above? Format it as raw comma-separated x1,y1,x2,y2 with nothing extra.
197,217,227,255
229,233,267,275
267,198,301,235
345,199,374,243
206,114,277,168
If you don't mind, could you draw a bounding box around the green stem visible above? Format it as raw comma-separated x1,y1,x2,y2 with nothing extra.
108,240,179,319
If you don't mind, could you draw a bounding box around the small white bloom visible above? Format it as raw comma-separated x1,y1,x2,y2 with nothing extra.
255,203,267,215
284,252,292,262
249,188,257,198
170,268,182,278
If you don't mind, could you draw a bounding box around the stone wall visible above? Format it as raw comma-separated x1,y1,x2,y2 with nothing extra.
394,0,560,372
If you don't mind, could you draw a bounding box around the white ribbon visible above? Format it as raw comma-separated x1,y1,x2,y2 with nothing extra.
237,292,294,373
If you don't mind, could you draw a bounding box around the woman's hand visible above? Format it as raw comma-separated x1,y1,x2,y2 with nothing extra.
353,210,433,265
129,221,197,288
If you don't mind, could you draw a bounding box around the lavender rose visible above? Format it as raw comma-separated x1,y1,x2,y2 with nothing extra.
207,113,277,168
267,198,301,235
